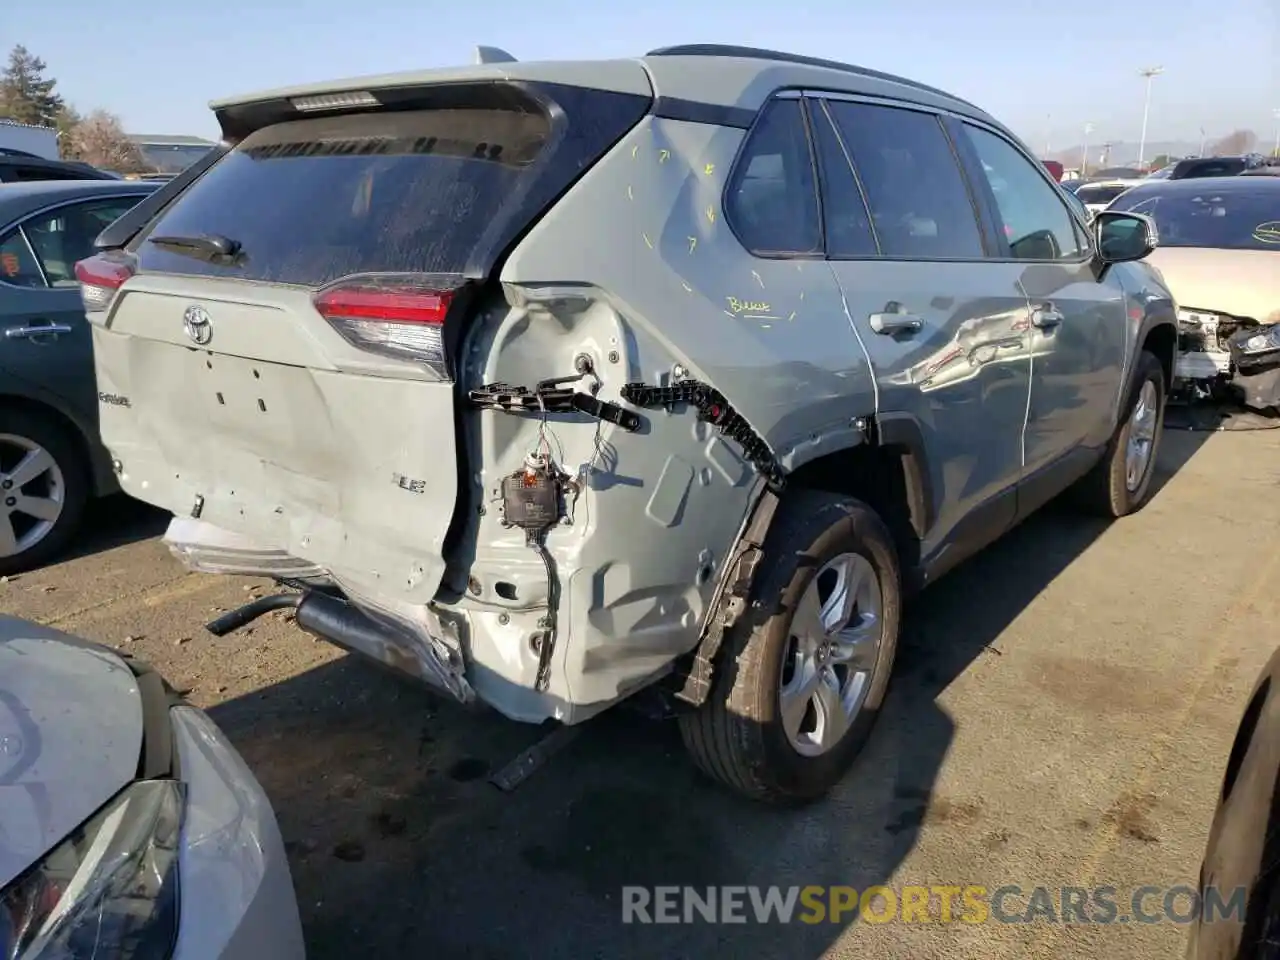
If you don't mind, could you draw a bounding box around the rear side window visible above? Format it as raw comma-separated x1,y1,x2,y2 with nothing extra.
963,124,1087,260
132,85,651,286
825,101,984,260
725,99,822,257
809,102,878,257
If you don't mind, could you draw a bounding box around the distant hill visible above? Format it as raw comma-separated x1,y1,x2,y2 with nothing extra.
1042,140,1203,167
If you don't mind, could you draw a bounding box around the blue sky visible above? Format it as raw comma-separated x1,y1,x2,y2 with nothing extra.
8,0,1279,150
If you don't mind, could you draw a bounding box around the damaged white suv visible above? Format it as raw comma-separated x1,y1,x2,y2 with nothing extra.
77,45,1178,803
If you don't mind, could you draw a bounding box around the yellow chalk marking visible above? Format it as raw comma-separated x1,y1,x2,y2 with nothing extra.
704,163,715,175
687,236,697,254
642,233,654,249
726,296,771,315
751,269,764,289
631,145,638,159
658,149,670,163
705,205,716,224
627,185,633,200
681,281,693,293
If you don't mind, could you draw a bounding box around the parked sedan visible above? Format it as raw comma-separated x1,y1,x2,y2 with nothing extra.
0,179,158,575
0,615,304,958
1107,176,1280,408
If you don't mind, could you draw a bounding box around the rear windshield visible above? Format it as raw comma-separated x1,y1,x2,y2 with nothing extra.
134,107,551,285
1112,186,1280,250
1075,183,1133,205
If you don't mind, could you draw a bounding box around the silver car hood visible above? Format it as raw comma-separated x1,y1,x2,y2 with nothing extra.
0,616,143,888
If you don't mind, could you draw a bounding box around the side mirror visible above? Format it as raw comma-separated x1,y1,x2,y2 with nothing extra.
1094,211,1157,263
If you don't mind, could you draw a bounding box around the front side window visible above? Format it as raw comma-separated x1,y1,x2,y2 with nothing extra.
725,98,822,256
824,101,984,260
22,197,144,286
963,125,1086,260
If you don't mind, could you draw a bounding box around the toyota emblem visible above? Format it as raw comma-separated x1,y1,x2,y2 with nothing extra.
182,305,212,345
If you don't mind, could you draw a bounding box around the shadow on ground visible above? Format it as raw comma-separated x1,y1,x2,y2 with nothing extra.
209,432,1208,959
61,495,169,562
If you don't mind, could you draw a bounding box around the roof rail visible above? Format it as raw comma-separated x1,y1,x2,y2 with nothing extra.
0,147,42,159
645,44,978,110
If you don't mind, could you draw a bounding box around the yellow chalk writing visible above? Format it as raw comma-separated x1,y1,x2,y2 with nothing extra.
706,205,716,224
704,163,715,175
658,149,671,163
726,296,772,315
687,236,697,253
642,233,654,249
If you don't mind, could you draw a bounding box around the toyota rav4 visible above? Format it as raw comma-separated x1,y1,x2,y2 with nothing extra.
76,44,1177,803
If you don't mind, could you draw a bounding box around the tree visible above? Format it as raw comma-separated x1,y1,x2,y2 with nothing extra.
54,104,81,159
63,110,149,173
1208,130,1257,156
0,45,65,127
1149,154,1171,171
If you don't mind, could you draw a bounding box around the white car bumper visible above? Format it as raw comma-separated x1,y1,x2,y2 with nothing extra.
170,706,305,960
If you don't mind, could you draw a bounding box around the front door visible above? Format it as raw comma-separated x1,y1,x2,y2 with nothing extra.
954,122,1128,485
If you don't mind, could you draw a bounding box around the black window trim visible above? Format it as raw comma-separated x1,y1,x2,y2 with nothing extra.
0,192,152,291
952,116,1097,266
806,89,998,264
721,88,828,261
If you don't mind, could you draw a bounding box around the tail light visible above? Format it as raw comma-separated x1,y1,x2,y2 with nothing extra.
75,254,136,313
314,273,460,378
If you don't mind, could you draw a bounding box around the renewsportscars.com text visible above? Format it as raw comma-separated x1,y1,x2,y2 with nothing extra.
621,884,1245,925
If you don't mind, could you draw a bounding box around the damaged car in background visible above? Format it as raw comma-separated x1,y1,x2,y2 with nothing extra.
74,44,1176,804
1108,176,1280,410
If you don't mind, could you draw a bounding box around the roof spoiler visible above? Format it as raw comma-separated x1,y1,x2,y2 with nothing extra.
474,45,518,64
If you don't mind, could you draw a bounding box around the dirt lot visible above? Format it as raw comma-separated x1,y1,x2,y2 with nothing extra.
4,425,1279,959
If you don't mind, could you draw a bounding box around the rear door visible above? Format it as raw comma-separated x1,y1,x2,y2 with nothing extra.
813,95,1032,565
0,195,145,418
85,82,651,606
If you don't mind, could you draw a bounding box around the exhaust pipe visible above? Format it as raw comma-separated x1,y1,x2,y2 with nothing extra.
205,593,301,636
293,591,394,654
205,588,474,703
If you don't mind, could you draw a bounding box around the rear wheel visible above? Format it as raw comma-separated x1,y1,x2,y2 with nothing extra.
679,491,901,804
0,408,90,577
1073,349,1166,518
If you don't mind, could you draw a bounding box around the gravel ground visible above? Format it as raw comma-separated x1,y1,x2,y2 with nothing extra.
3,425,1278,959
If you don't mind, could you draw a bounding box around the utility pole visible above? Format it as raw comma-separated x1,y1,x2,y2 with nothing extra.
1199,127,1207,157
1272,108,1280,158
1137,66,1164,168
1081,122,1094,176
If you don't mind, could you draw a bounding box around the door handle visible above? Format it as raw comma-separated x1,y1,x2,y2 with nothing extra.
869,310,925,335
1030,306,1064,329
4,323,74,341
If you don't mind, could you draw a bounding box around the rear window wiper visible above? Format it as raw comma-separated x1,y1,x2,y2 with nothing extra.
147,233,242,263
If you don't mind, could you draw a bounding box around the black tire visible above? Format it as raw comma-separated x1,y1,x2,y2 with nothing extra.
1073,349,1166,518
679,490,901,805
0,406,91,577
